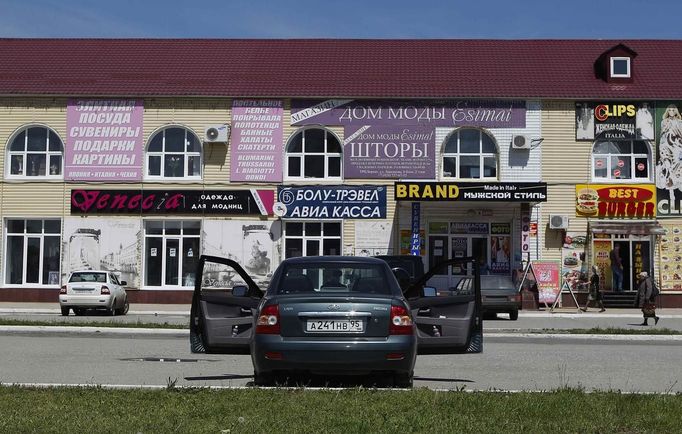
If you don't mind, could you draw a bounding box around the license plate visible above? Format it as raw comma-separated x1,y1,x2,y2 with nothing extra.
306,319,363,333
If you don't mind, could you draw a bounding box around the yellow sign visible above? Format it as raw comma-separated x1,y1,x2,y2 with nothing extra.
575,184,656,218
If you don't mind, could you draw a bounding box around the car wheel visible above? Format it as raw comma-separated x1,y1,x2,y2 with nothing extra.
60,307,70,316
394,372,413,388
254,371,275,386
509,310,519,321
116,298,129,316
108,299,116,316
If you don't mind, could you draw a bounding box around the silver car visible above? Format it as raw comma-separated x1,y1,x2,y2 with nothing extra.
59,270,129,316
190,255,483,387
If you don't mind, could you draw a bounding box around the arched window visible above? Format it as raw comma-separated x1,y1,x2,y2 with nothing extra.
7,126,63,178
442,128,498,179
146,126,202,179
592,140,651,181
286,128,342,180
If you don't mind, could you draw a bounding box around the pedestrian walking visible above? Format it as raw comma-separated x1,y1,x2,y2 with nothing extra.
636,271,659,326
609,244,624,292
582,265,605,312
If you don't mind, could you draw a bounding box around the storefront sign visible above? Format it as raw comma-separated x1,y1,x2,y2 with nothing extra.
291,99,527,128
71,189,274,215
575,101,654,141
343,125,435,179
395,182,547,202
411,203,421,255
655,102,682,217
400,229,425,255
230,100,284,182
532,261,561,305
65,99,144,181
273,186,386,219
520,204,531,261
450,222,489,234
575,184,656,218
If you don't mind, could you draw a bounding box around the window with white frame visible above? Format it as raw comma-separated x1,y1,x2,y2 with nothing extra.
284,221,341,258
592,140,650,181
144,220,200,288
610,57,631,78
4,219,61,285
146,126,202,179
442,128,498,179
7,126,63,178
286,128,342,180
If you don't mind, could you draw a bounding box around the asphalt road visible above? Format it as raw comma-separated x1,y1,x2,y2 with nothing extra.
2,332,680,392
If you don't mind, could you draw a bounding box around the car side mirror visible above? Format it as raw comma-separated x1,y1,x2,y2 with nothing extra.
422,286,438,297
120,281,127,286
232,285,248,297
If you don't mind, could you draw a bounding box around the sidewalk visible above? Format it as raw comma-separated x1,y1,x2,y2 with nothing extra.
0,302,190,315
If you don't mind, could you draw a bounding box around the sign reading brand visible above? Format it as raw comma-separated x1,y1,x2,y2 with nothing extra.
394,182,548,202
575,184,656,219
575,102,654,141
65,99,144,181
274,186,386,219
71,189,274,215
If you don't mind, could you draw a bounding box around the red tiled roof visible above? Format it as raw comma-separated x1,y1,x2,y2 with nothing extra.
1,39,681,99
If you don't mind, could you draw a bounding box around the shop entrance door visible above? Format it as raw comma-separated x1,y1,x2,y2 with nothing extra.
427,235,488,289
594,236,651,292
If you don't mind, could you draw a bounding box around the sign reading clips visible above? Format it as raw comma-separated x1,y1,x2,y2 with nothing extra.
274,186,386,219
395,182,547,202
71,189,274,215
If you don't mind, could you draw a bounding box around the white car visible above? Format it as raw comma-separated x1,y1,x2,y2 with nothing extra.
59,271,129,316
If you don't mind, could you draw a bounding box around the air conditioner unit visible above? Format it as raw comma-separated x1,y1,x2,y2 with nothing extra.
204,124,229,143
511,134,531,150
549,214,569,230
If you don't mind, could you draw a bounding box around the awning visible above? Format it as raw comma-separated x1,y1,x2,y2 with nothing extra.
589,221,666,235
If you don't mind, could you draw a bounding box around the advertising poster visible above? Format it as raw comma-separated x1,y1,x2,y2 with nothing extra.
655,102,682,217
65,99,144,181
400,229,425,255
575,102,654,141
593,239,612,291
343,125,435,179
490,236,510,274
274,185,386,219
532,261,561,305
658,224,682,290
562,232,588,291
202,220,281,289
62,218,141,288
230,100,284,182
355,221,393,256
575,184,656,219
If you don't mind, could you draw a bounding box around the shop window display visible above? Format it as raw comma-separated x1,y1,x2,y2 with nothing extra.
592,140,650,181
442,128,498,180
145,126,202,179
4,219,61,285
285,128,342,180
144,220,200,288
7,126,63,178
284,221,341,258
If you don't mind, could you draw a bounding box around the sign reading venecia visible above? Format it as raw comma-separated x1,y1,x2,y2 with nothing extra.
230,100,284,182
65,99,144,181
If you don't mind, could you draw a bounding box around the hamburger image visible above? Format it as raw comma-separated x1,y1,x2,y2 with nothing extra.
577,188,599,215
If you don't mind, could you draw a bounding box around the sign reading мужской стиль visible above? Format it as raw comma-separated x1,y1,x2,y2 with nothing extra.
394,182,548,202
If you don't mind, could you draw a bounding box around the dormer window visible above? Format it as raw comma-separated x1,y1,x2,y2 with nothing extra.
610,57,631,78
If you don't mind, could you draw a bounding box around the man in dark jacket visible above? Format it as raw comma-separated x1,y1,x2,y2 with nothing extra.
636,271,659,326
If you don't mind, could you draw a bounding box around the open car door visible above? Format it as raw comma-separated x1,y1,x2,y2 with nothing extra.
405,257,483,355
190,255,263,354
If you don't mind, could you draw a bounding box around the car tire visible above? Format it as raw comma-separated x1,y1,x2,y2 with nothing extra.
115,298,129,316
394,372,413,388
60,307,70,316
254,371,275,386
108,299,116,316
509,310,519,321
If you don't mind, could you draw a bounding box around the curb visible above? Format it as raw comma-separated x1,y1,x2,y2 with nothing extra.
0,309,189,316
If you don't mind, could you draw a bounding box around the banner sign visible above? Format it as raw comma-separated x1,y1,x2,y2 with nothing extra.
659,224,682,290
411,202,421,256
273,185,386,219
450,222,489,234
655,102,682,217
71,189,274,215
532,261,561,305
65,99,144,181
291,99,527,128
575,184,656,218
395,182,547,202
575,101,654,141
230,100,284,182
520,203,531,261
343,125,435,179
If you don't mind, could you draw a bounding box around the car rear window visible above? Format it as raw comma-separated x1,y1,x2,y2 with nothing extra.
69,272,107,283
277,263,391,295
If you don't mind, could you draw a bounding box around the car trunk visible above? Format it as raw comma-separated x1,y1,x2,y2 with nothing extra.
277,295,394,338
67,282,103,295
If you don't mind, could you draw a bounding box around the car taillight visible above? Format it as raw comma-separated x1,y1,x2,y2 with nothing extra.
60,285,67,294
390,305,413,335
100,286,110,295
256,304,280,334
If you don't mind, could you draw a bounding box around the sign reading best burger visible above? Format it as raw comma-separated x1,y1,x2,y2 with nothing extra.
575,184,656,218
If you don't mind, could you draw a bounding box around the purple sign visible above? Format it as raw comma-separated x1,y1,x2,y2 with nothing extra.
65,99,144,181
291,99,526,128
344,125,435,179
230,100,284,182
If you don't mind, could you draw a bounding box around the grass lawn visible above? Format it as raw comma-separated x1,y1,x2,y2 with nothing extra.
0,386,679,433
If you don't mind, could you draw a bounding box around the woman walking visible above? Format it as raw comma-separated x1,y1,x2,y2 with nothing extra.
582,266,605,313
636,271,659,326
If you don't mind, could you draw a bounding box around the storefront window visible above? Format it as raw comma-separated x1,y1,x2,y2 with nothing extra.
284,221,341,258
7,126,64,178
4,219,61,285
144,220,200,288
285,128,342,180
145,126,202,180
592,140,650,181
442,128,498,180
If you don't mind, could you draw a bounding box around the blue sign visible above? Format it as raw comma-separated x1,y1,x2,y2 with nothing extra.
274,186,386,219
411,202,420,256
